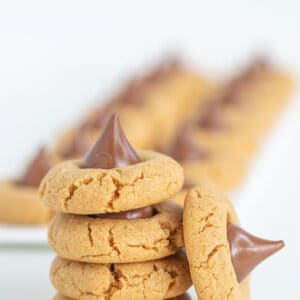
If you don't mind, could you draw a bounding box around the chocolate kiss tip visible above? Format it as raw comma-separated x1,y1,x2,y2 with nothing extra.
83,113,141,169
227,223,285,283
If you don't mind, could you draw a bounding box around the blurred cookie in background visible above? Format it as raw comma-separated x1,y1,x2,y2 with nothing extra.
0,147,56,225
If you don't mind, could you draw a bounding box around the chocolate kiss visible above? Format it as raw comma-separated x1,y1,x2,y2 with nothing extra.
90,205,155,220
242,56,269,81
117,79,145,106
170,126,207,162
220,77,247,107
18,148,52,187
83,113,141,169
227,223,285,283
223,57,269,107
197,99,225,130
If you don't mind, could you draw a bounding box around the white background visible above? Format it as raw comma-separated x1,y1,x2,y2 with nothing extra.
0,1,299,299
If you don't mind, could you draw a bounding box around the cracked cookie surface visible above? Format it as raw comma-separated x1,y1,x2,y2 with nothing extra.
48,201,183,263
0,181,54,225
183,184,250,300
40,151,183,214
51,252,192,300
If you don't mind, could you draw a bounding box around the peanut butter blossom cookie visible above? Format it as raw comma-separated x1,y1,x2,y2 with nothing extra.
0,148,54,224
168,125,246,191
42,113,192,299
41,114,184,215
48,201,183,264
183,184,284,299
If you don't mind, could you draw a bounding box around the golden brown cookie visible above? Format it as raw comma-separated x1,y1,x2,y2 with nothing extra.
51,253,192,300
224,69,294,134
183,184,249,299
48,201,183,263
168,126,247,191
183,184,284,299
40,151,183,214
193,125,257,157
0,180,54,225
182,150,247,190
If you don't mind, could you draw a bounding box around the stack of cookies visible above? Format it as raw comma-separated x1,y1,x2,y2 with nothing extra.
40,113,192,300
40,113,285,299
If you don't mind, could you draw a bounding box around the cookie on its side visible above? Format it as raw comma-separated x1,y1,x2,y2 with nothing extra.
183,184,284,299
